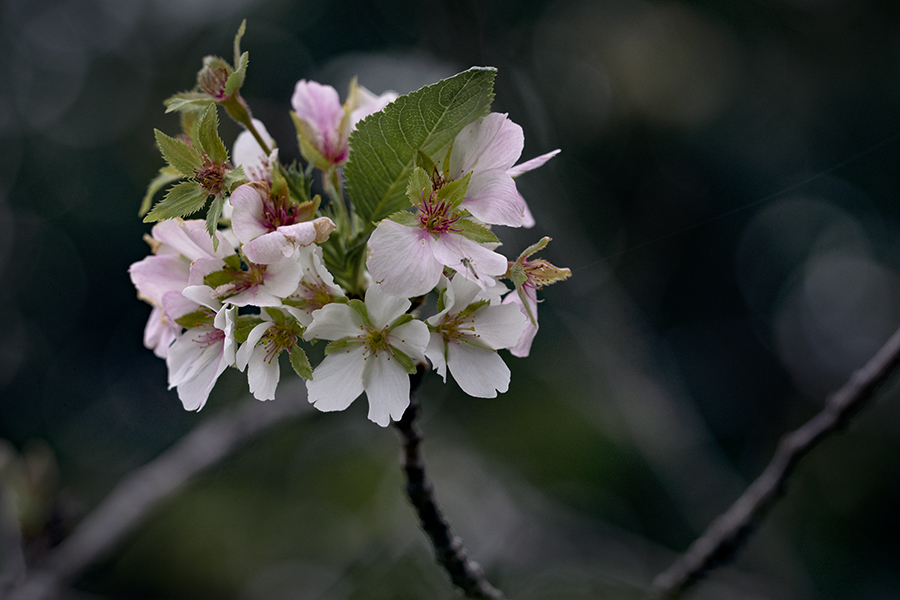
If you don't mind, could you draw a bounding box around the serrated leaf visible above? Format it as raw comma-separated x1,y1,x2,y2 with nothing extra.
139,166,182,217
205,195,226,250
290,344,313,380
436,172,470,210
345,67,496,226
386,209,418,227
455,219,499,244
198,104,228,164
144,181,209,222
233,19,246,66
224,165,246,192
165,92,214,114
406,166,432,205
225,51,248,96
154,130,202,176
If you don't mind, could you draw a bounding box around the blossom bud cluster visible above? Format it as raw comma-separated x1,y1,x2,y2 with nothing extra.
130,29,569,426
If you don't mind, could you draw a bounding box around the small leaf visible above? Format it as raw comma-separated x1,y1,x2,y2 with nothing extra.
225,51,248,96
224,165,247,192
223,254,242,270
233,19,247,66
198,104,228,164
386,209,419,227
415,149,437,174
345,67,496,226
175,310,214,329
324,338,360,355
455,219,499,244
144,181,209,222
154,130,202,176
205,195,226,250
263,307,287,325
290,344,313,380
436,172,470,210
139,166,182,217
392,349,417,374
389,313,414,330
406,166,433,205
347,299,373,328
204,268,234,289
165,92,214,114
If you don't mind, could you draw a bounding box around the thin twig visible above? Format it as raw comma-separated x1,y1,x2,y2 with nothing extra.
653,325,900,598
9,394,309,600
393,369,504,599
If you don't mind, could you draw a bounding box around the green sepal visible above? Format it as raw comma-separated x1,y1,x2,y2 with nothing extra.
174,310,214,329
165,92,214,114
406,166,433,204
455,219,500,244
436,172,470,210
414,149,437,175
517,286,537,326
139,166,181,217
516,236,551,262
392,348,417,375
441,145,453,180
290,111,330,171
295,196,321,222
457,299,490,320
225,166,246,192
225,52,248,96
263,307,287,326
205,195,226,250
144,181,209,223
324,338,360,356
386,209,419,227
389,313,414,331
289,344,313,380
233,19,247,66
203,268,234,289
234,315,264,343
198,104,228,164
223,254,242,270
435,286,448,314
506,261,528,288
347,299,373,328
154,129,202,176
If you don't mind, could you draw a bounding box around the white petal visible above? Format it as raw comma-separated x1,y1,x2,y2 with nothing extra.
180,285,222,312
236,321,273,371
247,344,280,401
144,306,177,359
388,319,430,361
304,303,364,342
469,303,527,350
129,254,190,305
447,342,510,398
365,284,410,328
307,347,366,413
242,231,291,264
153,219,234,260
366,220,443,298
166,328,227,411
424,332,448,382
507,149,560,178
450,113,523,177
230,185,269,244
431,233,508,287
233,119,275,181
461,169,526,227
363,355,410,426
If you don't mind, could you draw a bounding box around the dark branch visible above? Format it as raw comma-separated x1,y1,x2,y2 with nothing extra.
653,325,900,598
393,369,504,599
9,395,309,600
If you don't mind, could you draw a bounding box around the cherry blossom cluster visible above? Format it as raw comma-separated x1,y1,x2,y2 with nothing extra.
129,25,569,426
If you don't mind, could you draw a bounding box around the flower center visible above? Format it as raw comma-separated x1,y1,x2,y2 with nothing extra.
196,158,226,197
261,326,297,363
262,195,300,230
227,262,267,294
364,326,393,358
195,327,225,348
417,191,460,234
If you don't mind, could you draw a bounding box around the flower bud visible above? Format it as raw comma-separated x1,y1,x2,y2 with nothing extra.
198,56,233,101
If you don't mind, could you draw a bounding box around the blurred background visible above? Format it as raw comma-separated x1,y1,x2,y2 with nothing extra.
2,0,900,598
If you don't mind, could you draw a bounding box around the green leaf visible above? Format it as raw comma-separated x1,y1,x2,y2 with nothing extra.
455,219,500,244
437,172,470,210
263,307,287,325
324,338,360,356
235,315,264,343
233,19,247,66
144,181,209,222
406,166,432,205
154,130,202,176
139,166,182,217
345,67,496,226
225,51,248,96
389,313,414,330
175,310,214,329
386,209,419,227
224,165,246,192
165,92,214,114
392,348,417,374
204,268,234,289
347,299,373,328
414,149,437,174
198,104,228,164
223,254,242,270
205,195,226,250
290,344,313,380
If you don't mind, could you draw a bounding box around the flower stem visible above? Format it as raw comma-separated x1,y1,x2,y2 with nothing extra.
392,369,504,599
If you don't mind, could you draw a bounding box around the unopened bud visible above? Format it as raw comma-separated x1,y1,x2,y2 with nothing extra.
198,56,233,101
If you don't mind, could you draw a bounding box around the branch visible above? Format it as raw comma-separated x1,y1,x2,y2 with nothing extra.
393,369,504,599
9,393,310,600
653,325,900,598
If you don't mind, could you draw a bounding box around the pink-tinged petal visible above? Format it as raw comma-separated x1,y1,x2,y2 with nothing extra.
363,355,410,426
431,233,508,287
180,285,222,312
521,193,536,228
304,303,365,342
450,113,524,178
262,256,305,298
387,320,430,362
365,284,411,328
445,275,482,313
242,219,333,265
242,231,290,264
161,290,201,322
187,258,226,287
462,169,526,227
367,220,443,298
447,341,510,398
246,344,280,401
425,332,448,381
469,303,527,350
129,254,190,304
152,219,234,260
230,185,269,243
307,347,367,413
236,321,272,371
350,90,398,126
214,305,237,365
233,119,275,181
503,286,538,358
507,149,560,178
291,79,348,163
166,328,227,411
144,306,177,359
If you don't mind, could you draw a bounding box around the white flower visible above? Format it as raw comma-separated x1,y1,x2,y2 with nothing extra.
232,118,277,183
162,290,236,411
303,285,429,426
235,309,305,401
282,246,345,326
425,276,526,397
